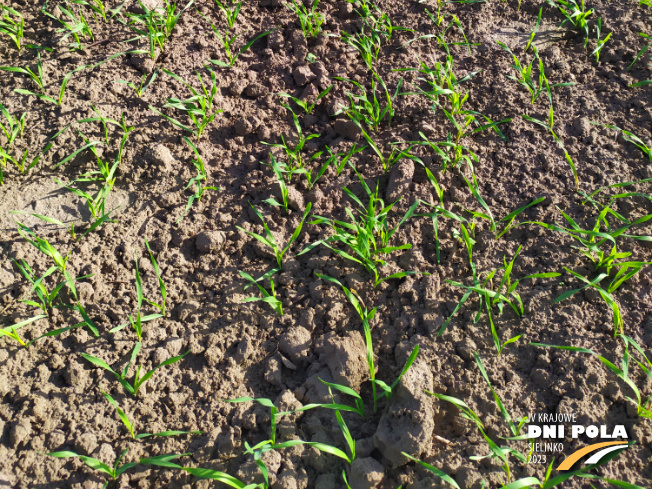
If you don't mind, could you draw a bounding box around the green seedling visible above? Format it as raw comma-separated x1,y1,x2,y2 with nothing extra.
546,0,593,46
0,103,25,171
278,85,333,115
109,245,164,340
554,267,630,335
496,42,574,105
497,196,546,238
300,165,419,286
592,122,651,161
76,108,134,150
177,137,219,222
238,270,283,315
328,142,366,176
525,7,543,52
72,0,108,22
82,342,189,396
334,72,401,131
238,202,311,269
514,199,652,333
344,0,372,17
443,237,559,353
317,274,379,410
416,172,468,263
11,258,90,315
533,335,652,418
401,9,474,53
10,209,107,241
42,0,94,50
0,6,24,50
126,0,194,59
428,353,528,485
413,132,478,176
215,0,242,29
135,455,252,488
263,153,290,212
14,63,88,106
54,175,115,221
114,68,159,97
0,52,46,93
203,14,274,69
321,273,421,409
262,105,320,177
150,68,222,139
227,396,356,464
48,450,189,488
592,18,611,63
15,222,82,301
356,123,419,172
402,453,460,488
628,32,651,71
341,7,410,69
341,30,381,70
0,315,48,347
522,107,578,190
103,391,201,439
143,240,167,316
286,0,324,39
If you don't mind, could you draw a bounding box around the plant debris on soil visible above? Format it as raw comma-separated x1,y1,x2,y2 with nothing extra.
0,0,651,488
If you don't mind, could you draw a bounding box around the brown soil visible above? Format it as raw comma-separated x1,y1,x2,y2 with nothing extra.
0,0,651,488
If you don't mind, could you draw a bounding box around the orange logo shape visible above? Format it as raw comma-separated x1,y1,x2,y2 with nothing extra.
557,441,629,471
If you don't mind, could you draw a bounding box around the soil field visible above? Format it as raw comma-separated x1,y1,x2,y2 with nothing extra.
0,0,651,488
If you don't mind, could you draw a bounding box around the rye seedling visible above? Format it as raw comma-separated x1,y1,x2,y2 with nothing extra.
13,63,88,107
263,153,290,212
0,53,46,93
42,0,94,50
533,335,652,418
593,122,651,161
126,0,194,59
300,165,419,286
0,315,48,347
114,68,159,98
546,0,593,46
143,240,167,316
261,105,320,176
238,202,312,269
203,13,274,69
286,0,324,39
82,342,189,396
413,132,478,175
334,72,402,131
496,42,574,105
102,390,201,439
15,222,76,297
522,106,578,190
215,0,242,29
12,258,90,316
238,270,283,315
356,123,419,172
48,450,189,488
109,244,164,339
72,0,108,22
177,137,219,222
0,6,24,50
150,68,222,139
627,32,651,71
428,353,528,484
278,85,333,115
592,18,611,63
443,237,559,353
402,453,460,489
